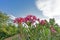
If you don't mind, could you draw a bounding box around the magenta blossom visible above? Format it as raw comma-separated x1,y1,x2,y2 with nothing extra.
14,15,41,24
37,18,40,23
25,15,37,23
40,20,46,25
14,17,25,24
50,25,57,33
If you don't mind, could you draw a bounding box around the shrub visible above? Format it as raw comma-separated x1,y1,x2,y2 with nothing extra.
14,15,60,40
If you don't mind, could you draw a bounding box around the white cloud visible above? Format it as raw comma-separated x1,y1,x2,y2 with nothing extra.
35,0,60,25
8,15,16,20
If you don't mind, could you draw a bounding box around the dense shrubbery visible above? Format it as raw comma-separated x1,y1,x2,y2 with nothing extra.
14,15,60,40
0,12,19,40
0,12,60,40
0,24,19,40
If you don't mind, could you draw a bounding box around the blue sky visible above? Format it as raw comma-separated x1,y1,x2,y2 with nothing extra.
0,0,60,25
0,0,44,18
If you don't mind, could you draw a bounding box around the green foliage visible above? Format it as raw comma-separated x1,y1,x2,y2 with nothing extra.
0,23,19,40
0,12,9,23
18,18,60,40
0,12,19,40
49,18,55,25
0,12,60,40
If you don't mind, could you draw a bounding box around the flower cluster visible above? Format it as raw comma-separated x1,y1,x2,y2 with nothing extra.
24,15,37,23
14,15,38,24
14,15,57,33
40,20,46,25
14,17,25,24
14,15,59,40
14,15,46,25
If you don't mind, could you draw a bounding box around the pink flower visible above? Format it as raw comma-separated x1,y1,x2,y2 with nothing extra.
14,17,25,24
14,15,40,24
40,20,46,25
25,15,37,23
50,25,57,33
32,15,36,19
24,17,29,22
37,18,40,23
14,18,19,23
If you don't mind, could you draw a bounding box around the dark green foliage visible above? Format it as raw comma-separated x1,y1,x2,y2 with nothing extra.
0,12,19,40
49,18,55,25
0,12,60,40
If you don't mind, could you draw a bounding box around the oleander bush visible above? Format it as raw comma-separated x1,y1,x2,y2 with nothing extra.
14,15,60,40
0,12,60,40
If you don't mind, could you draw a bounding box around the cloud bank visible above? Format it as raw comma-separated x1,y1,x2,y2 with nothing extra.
35,0,60,25
8,15,16,20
